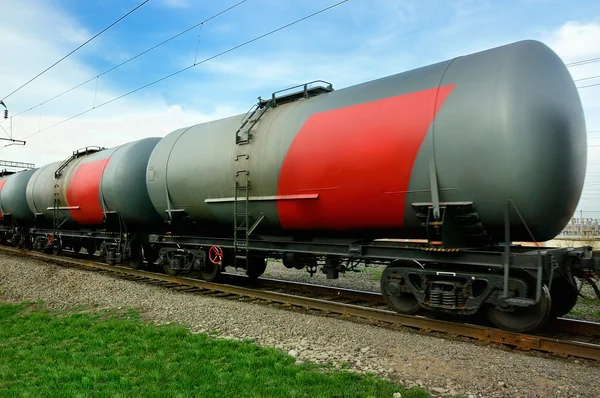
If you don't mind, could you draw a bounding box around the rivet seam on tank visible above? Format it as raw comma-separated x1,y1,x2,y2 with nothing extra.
98,146,123,214
428,57,459,195
162,127,195,215
0,179,7,216
29,164,47,214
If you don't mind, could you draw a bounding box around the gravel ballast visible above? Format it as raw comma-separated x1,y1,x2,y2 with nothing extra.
1,253,599,398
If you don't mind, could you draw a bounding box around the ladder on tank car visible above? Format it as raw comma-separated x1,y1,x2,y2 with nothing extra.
233,98,271,268
232,80,334,268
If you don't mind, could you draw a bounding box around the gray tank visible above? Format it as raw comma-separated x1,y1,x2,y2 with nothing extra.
0,169,36,224
146,40,585,242
27,137,161,226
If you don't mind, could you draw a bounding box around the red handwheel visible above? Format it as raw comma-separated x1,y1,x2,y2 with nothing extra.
208,245,223,265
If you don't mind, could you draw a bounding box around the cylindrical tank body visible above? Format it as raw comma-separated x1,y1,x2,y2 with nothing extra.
0,173,13,222
147,40,586,242
27,137,161,227
0,169,36,224
0,174,10,221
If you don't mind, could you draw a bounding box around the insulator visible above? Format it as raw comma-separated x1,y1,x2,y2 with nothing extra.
3,110,7,119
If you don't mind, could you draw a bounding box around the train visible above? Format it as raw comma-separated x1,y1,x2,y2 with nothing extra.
0,39,598,333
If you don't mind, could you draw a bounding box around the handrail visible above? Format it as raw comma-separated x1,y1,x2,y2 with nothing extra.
503,199,544,303
265,80,333,107
54,146,106,178
507,199,540,254
270,80,333,99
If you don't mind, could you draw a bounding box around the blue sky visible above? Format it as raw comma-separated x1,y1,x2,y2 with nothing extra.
6,0,600,114
1,0,600,214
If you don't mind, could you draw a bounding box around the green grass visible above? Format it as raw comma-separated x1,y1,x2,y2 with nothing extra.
0,301,433,398
569,296,600,319
567,282,600,320
363,267,384,281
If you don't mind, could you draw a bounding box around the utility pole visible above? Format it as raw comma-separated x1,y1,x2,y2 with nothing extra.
0,100,26,146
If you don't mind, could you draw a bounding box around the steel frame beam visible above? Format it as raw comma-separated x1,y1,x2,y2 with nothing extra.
148,233,590,272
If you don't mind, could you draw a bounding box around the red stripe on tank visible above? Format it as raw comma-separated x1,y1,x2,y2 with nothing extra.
0,179,7,220
276,85,455,230
66,159,110,225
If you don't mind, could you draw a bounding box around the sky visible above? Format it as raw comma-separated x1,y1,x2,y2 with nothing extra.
0,0,599,215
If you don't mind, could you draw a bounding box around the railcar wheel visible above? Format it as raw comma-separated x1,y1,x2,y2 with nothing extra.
23,235,33,250
52,238,62,255
128,244,143,270
245,257,267,279
549,277,579,318
144,248,160,272
72,243,82,257
199,260,221,282
487,285,552,333
162,262,178,276
380,261,421,315
84,244,96,259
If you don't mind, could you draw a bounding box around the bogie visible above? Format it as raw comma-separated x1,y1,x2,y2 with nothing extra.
154,246,221,281
379,259,578,333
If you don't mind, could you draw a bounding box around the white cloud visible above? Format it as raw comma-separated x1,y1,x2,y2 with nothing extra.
543,21,600,213
545,21,600,61
0,1,212,167
0,105,222,166
543,21,600,129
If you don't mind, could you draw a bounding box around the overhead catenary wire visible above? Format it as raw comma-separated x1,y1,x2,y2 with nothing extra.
567,57,600,68
577,81,600,90
1,0,150,103
0,125,11,139
9,0,248,121
9,17,597,125
574,75,600,82
23,0,349,139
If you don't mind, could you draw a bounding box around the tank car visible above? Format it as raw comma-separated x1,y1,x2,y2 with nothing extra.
0,168,36,245
143,39,594,332
147,39,585,245
25,137,161,263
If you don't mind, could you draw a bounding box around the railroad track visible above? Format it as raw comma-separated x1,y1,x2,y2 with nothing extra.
240,274,600,338
1,245,599,362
